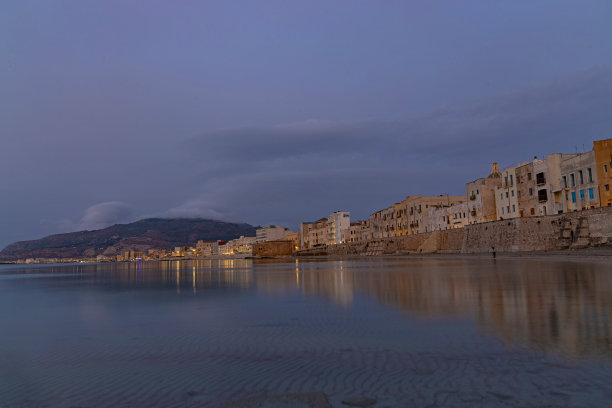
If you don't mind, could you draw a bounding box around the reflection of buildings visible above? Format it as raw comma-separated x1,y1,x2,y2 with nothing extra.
254,259,612,358
81,258,612,359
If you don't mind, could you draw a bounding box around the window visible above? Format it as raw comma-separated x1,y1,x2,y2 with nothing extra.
518,191,521,198
530,208,535,215
588,168,593,183
505,192,509,198
536,172,546,185
517,175,521,183
477,189,479,194
563,176,567,188
538,189,548,202
500,193,503,200
505,176,508,186
579,170,584,185
512,204,516,212
529,188,533,196
502,207,505,214
510,175,513,185
506,206,510,213
605,164,609,173
570,173,575,187
606,184,610,191
571,192,576,203
528,172,532,180
565,193,569,201
511,190,514,197
588,188,594,200
580,190,585,199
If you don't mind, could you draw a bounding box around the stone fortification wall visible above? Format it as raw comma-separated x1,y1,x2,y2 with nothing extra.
439,229,464,253
461,206,612,253
253,240,294,257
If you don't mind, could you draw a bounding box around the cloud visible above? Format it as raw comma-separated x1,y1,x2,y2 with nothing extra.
77,201,136,231
55,66,612,233
173,66,612,226
186,66,612,171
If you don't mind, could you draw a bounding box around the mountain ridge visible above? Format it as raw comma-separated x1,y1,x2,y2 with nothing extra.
0,218,257,260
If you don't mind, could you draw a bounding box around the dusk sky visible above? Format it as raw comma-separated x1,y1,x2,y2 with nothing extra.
1,1,612,249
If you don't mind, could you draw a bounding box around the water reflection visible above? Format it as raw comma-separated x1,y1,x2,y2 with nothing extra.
2,258,611,359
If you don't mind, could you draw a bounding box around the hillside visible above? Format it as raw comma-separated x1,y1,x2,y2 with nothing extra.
0,218,257,260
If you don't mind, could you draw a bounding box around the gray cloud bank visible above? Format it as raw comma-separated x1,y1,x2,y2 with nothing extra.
169,67,611,227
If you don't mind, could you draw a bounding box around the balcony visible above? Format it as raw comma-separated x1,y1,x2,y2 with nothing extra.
538,189,548,202
536,173,546,186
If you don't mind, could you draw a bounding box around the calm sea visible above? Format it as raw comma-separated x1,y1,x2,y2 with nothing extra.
1,257,611,407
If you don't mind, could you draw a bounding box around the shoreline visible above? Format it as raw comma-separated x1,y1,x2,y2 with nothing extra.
2,246,612,265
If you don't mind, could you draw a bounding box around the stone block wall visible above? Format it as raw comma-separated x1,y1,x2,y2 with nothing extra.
461,206,612,253
253,240,294,257
439,229,464,253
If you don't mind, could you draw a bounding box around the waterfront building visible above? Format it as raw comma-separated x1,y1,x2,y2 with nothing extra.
369,205,395,239
348,220,371,243
255,225,294,242
594,138,612,207
284,232,300,251
226,236,257,254
495,164,523,220
515,162,537,217
328,211,351,245
196,241,221,256
560,150,599,212
465,162,502,224
427,201,471,231
400,195,466,234
299,218,328,249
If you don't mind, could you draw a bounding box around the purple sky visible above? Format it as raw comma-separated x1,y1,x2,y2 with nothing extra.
1,1,612,248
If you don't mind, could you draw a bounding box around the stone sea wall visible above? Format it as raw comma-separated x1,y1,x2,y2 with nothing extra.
295,207,612,256
462,206,612,253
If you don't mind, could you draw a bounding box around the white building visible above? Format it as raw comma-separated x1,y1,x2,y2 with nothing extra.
560,150,599,212
328,211,350,245
495,165,522,220
255,225,294,242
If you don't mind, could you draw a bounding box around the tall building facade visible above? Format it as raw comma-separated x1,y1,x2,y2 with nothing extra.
328,211,350,245
594,138,612,207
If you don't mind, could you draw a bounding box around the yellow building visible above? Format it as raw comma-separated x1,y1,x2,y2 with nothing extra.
594,138,612,207
299,218,328,249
